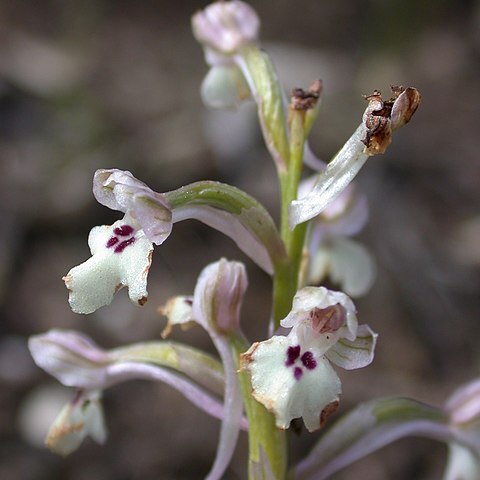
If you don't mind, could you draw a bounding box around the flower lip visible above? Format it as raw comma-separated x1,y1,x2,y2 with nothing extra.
63,214,154,314
285,345,318,381
285,345,301,366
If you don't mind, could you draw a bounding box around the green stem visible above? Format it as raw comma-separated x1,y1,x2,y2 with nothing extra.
230,333,287,480
234,47,312,480
272,108,308,327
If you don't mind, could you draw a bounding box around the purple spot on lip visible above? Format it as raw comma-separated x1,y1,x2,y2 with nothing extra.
294,367,303,380
301,351,317,370
286,345,301,366
114,225,134,236
114,237,135,253
106,236,119,248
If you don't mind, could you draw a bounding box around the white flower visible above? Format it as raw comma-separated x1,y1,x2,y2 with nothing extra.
241,286,377,431
28,328,241,462
45,390,107,456
302,182,376,298
93,169,173,245
64,169,172,314
200,64,251,109
65,169,282,314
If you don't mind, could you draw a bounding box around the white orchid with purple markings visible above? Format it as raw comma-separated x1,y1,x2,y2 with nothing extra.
25,2,460,480
241,287,377,431
65,168,284,314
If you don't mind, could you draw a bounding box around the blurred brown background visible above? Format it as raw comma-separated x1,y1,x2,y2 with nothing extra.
1,0,479,479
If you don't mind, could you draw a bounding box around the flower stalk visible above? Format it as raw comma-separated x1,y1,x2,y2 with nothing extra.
273,89,315,326
230,332,287,480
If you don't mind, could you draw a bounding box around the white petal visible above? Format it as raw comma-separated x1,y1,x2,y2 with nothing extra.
308,248,330,285
93,169,173,246
93,169,146,212
191,258,247,333
289,124,369,228
311,238,376,298
326,324,378,370
46,390,106,456
242,336,341,432
64,217,153,314
201,65,251,109
444,443,480,480
130,192,172,245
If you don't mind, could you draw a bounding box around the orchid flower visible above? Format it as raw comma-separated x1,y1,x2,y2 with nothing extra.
45,389,106,456
64,170,170,314
192,1,259,110
301,180,376,297
241,286,377,432
64,169,284,314
192,0,260,57
28,329,247,457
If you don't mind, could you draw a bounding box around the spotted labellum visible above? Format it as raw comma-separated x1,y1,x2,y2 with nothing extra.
241,287,377,432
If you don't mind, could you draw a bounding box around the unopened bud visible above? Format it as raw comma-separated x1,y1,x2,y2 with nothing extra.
192,1,260,55
193,258,248,333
